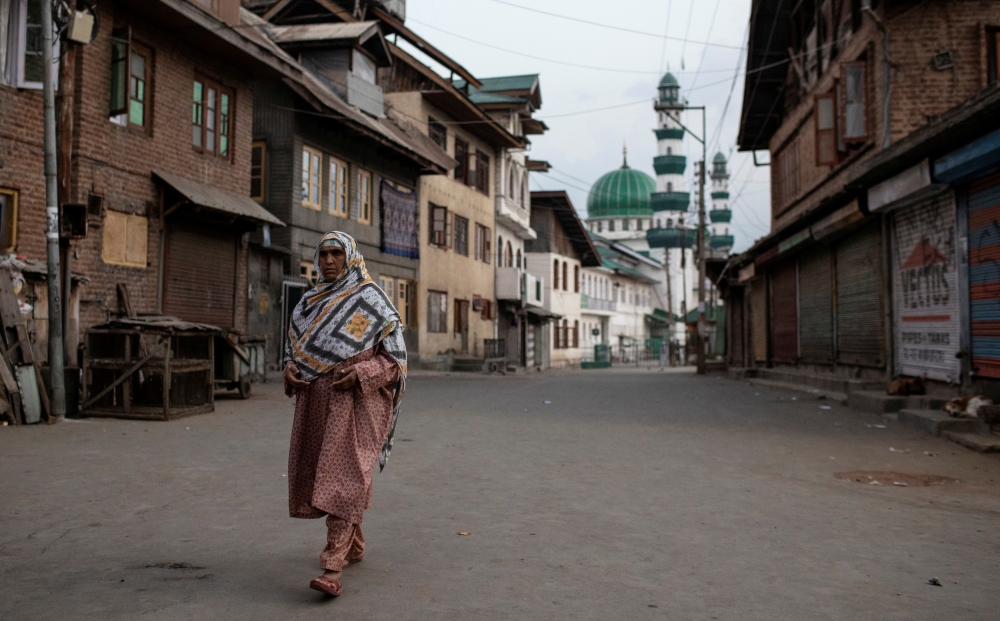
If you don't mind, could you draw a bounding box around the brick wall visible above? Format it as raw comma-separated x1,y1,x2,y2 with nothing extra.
0,3,263,359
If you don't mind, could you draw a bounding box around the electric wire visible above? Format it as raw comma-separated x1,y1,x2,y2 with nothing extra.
486,0,744,50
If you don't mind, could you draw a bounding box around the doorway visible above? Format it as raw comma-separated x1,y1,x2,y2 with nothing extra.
454,299,469,353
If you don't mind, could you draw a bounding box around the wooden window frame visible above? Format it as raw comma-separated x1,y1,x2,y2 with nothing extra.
379,276,395,302
428,117,447,150
454,215,469,256
814,92,837,166
573,320,579,348
776,137,800,210
430,204,451,248
427,290,448,333
0,188,19,253
396,279,410,326
454,137,469,185
192,76,234,158
573,265,580,293
475,150,490,195
300,260,317,286
301,146,322,210
562,261,568,292
357,168,372,224
840,60,869,144
12,0,59,89
553,258,560,289
250,141,266,203
474,224,491,263
328,156,348,217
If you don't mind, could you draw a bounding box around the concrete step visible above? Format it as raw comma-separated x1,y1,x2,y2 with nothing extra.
451,357,484,373
941,431,1000,453
898,409,984,437
848,391,951,414
755,368,883,395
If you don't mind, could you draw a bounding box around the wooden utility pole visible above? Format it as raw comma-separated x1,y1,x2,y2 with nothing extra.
57,5,77,367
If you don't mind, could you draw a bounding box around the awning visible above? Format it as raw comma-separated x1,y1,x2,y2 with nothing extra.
526,307,562,321
153,171,285,227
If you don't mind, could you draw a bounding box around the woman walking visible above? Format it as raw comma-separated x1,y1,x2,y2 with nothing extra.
283,232,406,597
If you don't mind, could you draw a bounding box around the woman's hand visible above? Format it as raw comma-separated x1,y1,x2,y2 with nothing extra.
331,365,358,391
284,362,310,393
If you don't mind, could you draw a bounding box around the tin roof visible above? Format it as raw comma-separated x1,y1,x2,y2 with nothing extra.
152,171,286,226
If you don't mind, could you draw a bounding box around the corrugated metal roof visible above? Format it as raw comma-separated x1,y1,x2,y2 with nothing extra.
269,21,379,44
153,171,285,226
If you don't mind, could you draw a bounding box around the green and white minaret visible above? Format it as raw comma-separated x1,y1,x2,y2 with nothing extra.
709,152,733,253
650,73,690,220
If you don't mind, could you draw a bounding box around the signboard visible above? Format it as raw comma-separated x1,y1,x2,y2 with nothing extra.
891,192,960,382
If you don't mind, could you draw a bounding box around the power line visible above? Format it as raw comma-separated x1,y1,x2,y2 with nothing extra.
679,0,696,63
659,0,673,72
689,0,722,90
487,0,744,50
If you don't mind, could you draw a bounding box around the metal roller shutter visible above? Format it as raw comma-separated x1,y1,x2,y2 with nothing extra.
163,224,237,329
770,259,798,362
797,244,834,362
751,277,767,362
835,220,885,367
967,171,1000,378
891,190,960,382
729,288,745,365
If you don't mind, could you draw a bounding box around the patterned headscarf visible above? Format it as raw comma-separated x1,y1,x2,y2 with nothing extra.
285,231,407,470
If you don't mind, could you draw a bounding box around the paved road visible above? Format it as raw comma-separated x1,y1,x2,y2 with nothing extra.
2,368,999,620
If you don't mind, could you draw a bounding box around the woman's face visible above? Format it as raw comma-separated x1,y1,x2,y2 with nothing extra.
318,246,347,281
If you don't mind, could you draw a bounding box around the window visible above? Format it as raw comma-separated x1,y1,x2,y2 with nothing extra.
496,234,504,265
667,182,673,192
516,249,522,268
475,150,490,195
301,146,322,210
396,279,411,326
597,221,603,233
250,142,266,202
573,320,579,348
3,0,59,89
430,204,451,247
623,219,630,231
609,220,616,232
637,219,643,231
841,61,868,143
454,215,469,255
357,168,372,224
562,262,568,291
776,137,800,209
327,156,348,216
553,259,560,289
574,265,580,293
454,138,469,184
814,93,837,165
109,28,150,129
0,189,19,252
475,224,491,263
192,78,233,157
378,277,394,301
102,211,147,268
505,241,513,267
300,261,317,285
428,117,447,150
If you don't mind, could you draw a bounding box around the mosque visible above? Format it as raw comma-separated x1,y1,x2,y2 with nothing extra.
583,72,732,349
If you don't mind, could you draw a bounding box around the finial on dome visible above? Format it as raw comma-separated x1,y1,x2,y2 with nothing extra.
622,142,628,168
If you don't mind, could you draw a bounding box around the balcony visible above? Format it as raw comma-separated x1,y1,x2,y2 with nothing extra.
709,209,732,223
581,294,616,314
497,196,536,240
710,234,735,249
653,154,687,175
646,227,696,249
496,267,522,301
650,191,690,212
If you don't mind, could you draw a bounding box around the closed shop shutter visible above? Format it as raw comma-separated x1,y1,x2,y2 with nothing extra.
797,244,834,362
770,259,798,362
967,170,1000,378
835,220,885,366
751,277,767,362
891,190,960,381
729,288,745,365
163,224,237,329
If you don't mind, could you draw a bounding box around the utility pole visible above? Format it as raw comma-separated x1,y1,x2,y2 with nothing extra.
696,154,707,375
665,247,673,365
42,0,67,417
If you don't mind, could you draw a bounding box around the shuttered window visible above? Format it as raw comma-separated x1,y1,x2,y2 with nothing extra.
770,259,798,363
797,244,834,362
163,225,236,329
841,61,869,143
102,211,148,268
835,220,884,366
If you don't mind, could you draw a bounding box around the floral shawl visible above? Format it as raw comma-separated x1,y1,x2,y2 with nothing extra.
284,231,407,470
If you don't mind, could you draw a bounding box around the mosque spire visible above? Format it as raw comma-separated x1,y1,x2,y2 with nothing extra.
622,142,628,168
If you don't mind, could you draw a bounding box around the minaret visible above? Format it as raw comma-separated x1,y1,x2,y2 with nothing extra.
709,152,732,255
651,73,688,224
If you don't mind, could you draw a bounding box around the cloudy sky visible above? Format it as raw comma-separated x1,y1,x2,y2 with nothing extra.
399,0,773,253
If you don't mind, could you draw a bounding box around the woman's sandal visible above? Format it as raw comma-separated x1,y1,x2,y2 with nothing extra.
309,575,343,597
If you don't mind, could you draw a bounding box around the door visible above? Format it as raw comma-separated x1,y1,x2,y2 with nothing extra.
729,288,745,366
770,259,798,363
835,220,885,367
798,244,834,363
163,224,237,328
967,171,1000,378
751,277,767,363
892,191,959,382
454,299,469,353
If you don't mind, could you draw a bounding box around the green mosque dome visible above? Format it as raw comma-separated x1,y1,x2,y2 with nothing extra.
713,151,726,162
659,72,679,87
587,158,655,218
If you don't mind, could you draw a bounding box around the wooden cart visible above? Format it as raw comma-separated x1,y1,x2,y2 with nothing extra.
81,317,219,421
214,335,267,399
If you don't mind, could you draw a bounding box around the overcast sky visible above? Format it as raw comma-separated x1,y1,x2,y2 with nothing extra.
400,0,773,253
